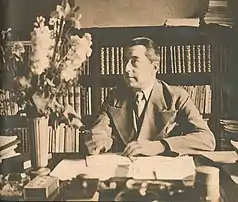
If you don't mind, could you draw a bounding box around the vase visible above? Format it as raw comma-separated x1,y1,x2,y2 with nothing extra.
27,116,50,176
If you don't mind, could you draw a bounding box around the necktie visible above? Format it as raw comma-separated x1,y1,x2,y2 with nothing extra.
135,91,145,119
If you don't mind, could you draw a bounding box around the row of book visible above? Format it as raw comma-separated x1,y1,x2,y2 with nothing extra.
178,85,212,115
99,85,212,115
100,47,124,75
48,125,83,153
100,87,115,105
158,45,212,74
204,0,235,28
0,90,19,116
100,45,213,75
56,85,92,117
0,85,92,117
0,126,84,154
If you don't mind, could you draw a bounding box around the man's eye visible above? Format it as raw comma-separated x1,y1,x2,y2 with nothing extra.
131,58,139,66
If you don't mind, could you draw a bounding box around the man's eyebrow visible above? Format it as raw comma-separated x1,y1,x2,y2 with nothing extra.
125,55,139,59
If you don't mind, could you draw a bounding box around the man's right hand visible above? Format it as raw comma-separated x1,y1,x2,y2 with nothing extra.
85,131,113,155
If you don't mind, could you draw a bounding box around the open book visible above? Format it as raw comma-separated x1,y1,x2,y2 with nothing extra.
50,153,196,181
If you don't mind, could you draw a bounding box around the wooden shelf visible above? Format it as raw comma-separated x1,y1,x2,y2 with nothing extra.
98,72,212,87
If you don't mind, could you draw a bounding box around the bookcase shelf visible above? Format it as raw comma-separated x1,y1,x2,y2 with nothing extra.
1,24,237,152
86,25,237,150
98,73,212,87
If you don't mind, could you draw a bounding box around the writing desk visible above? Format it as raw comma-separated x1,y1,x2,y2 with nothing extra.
47,153,238,202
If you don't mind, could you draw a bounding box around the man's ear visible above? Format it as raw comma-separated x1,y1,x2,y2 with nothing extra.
152,61,160,71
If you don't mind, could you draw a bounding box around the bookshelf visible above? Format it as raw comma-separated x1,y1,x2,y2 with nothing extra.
0,24,237,151
84,25,236,150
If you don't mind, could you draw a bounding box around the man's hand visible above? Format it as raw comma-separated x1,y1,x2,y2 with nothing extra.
122,140,166,156
85,131,113,155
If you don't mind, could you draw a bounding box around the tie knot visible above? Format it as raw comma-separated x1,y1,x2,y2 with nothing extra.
135,91,144,103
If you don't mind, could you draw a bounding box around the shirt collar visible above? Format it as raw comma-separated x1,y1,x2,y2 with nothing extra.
140,81,155,101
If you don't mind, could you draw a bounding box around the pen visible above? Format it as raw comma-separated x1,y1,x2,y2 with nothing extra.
127,155,134,163
152,171,157,180
85,157,88,167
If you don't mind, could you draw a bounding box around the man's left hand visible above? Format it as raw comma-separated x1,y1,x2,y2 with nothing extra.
122,140,166,156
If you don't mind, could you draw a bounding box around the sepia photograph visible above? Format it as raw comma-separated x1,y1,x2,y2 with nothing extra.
0,0,238,201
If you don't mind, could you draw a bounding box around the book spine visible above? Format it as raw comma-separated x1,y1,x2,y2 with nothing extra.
111,47,115,75
206,44,212,72
185,45,192,73
116,47,120,74
68,86,74,109
196,45,202,73
173,46,177,73
181,45,186,73
100,47,105,75
120,47,124,74
192,45,196,73
106,47,110,75
158,46,162,74
202,45,206,72
86,58,90,75
170,46,174,74
74,85,81,116
177,45,182,73
163,46,167,74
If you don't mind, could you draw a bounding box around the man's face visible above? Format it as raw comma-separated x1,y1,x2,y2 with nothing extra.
123,45,157,91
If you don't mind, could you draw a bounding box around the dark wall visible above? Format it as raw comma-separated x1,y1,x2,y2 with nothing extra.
75,0,209,28
1,0,63,40
1,0,238,39
1,0,210,39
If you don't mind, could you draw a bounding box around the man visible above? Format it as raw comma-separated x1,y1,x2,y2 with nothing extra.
85,37,216,156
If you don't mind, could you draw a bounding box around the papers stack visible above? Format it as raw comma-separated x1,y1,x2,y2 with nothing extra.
220,119,238,150
165,18,200,27
0,136,21,163
50,153,196,181
204,0,235,28
221,119,238,134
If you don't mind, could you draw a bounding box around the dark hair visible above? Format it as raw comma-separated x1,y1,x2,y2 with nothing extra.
125,37,160,62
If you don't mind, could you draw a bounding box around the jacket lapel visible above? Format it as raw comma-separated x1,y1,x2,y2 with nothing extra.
108,80,178,144
138,81,178,140
108,94,136,145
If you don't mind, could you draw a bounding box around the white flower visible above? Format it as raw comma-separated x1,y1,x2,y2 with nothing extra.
61,68,78,81
51,2,71,19
11,42,25,61
30,19,55,75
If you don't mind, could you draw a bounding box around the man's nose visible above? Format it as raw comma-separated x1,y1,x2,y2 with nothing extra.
124,60,133,73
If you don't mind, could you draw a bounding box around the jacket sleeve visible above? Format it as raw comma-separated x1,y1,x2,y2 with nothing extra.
163,88,216,154
85,96,114,155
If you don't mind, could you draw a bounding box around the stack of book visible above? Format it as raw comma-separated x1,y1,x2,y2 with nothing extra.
204,0,235,28
0,135,20,163
164,18,200,27
220,119,238,150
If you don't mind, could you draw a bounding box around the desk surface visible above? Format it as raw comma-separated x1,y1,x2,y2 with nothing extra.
48,153,238,202
1,152,238,201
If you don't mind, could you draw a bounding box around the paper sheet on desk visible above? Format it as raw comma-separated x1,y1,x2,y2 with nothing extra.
127,155,196,180
50,154,131,181
50,154,196,181
85,154,132,180
50,159,88,181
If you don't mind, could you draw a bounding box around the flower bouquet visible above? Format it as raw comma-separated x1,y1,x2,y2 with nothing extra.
1,0,92,127
0,0,92,174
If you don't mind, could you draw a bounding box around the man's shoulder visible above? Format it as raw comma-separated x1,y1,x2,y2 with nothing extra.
103,85,131,106
158,80,189,98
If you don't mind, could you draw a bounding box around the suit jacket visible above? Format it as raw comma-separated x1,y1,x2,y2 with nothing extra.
86,80,216,155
